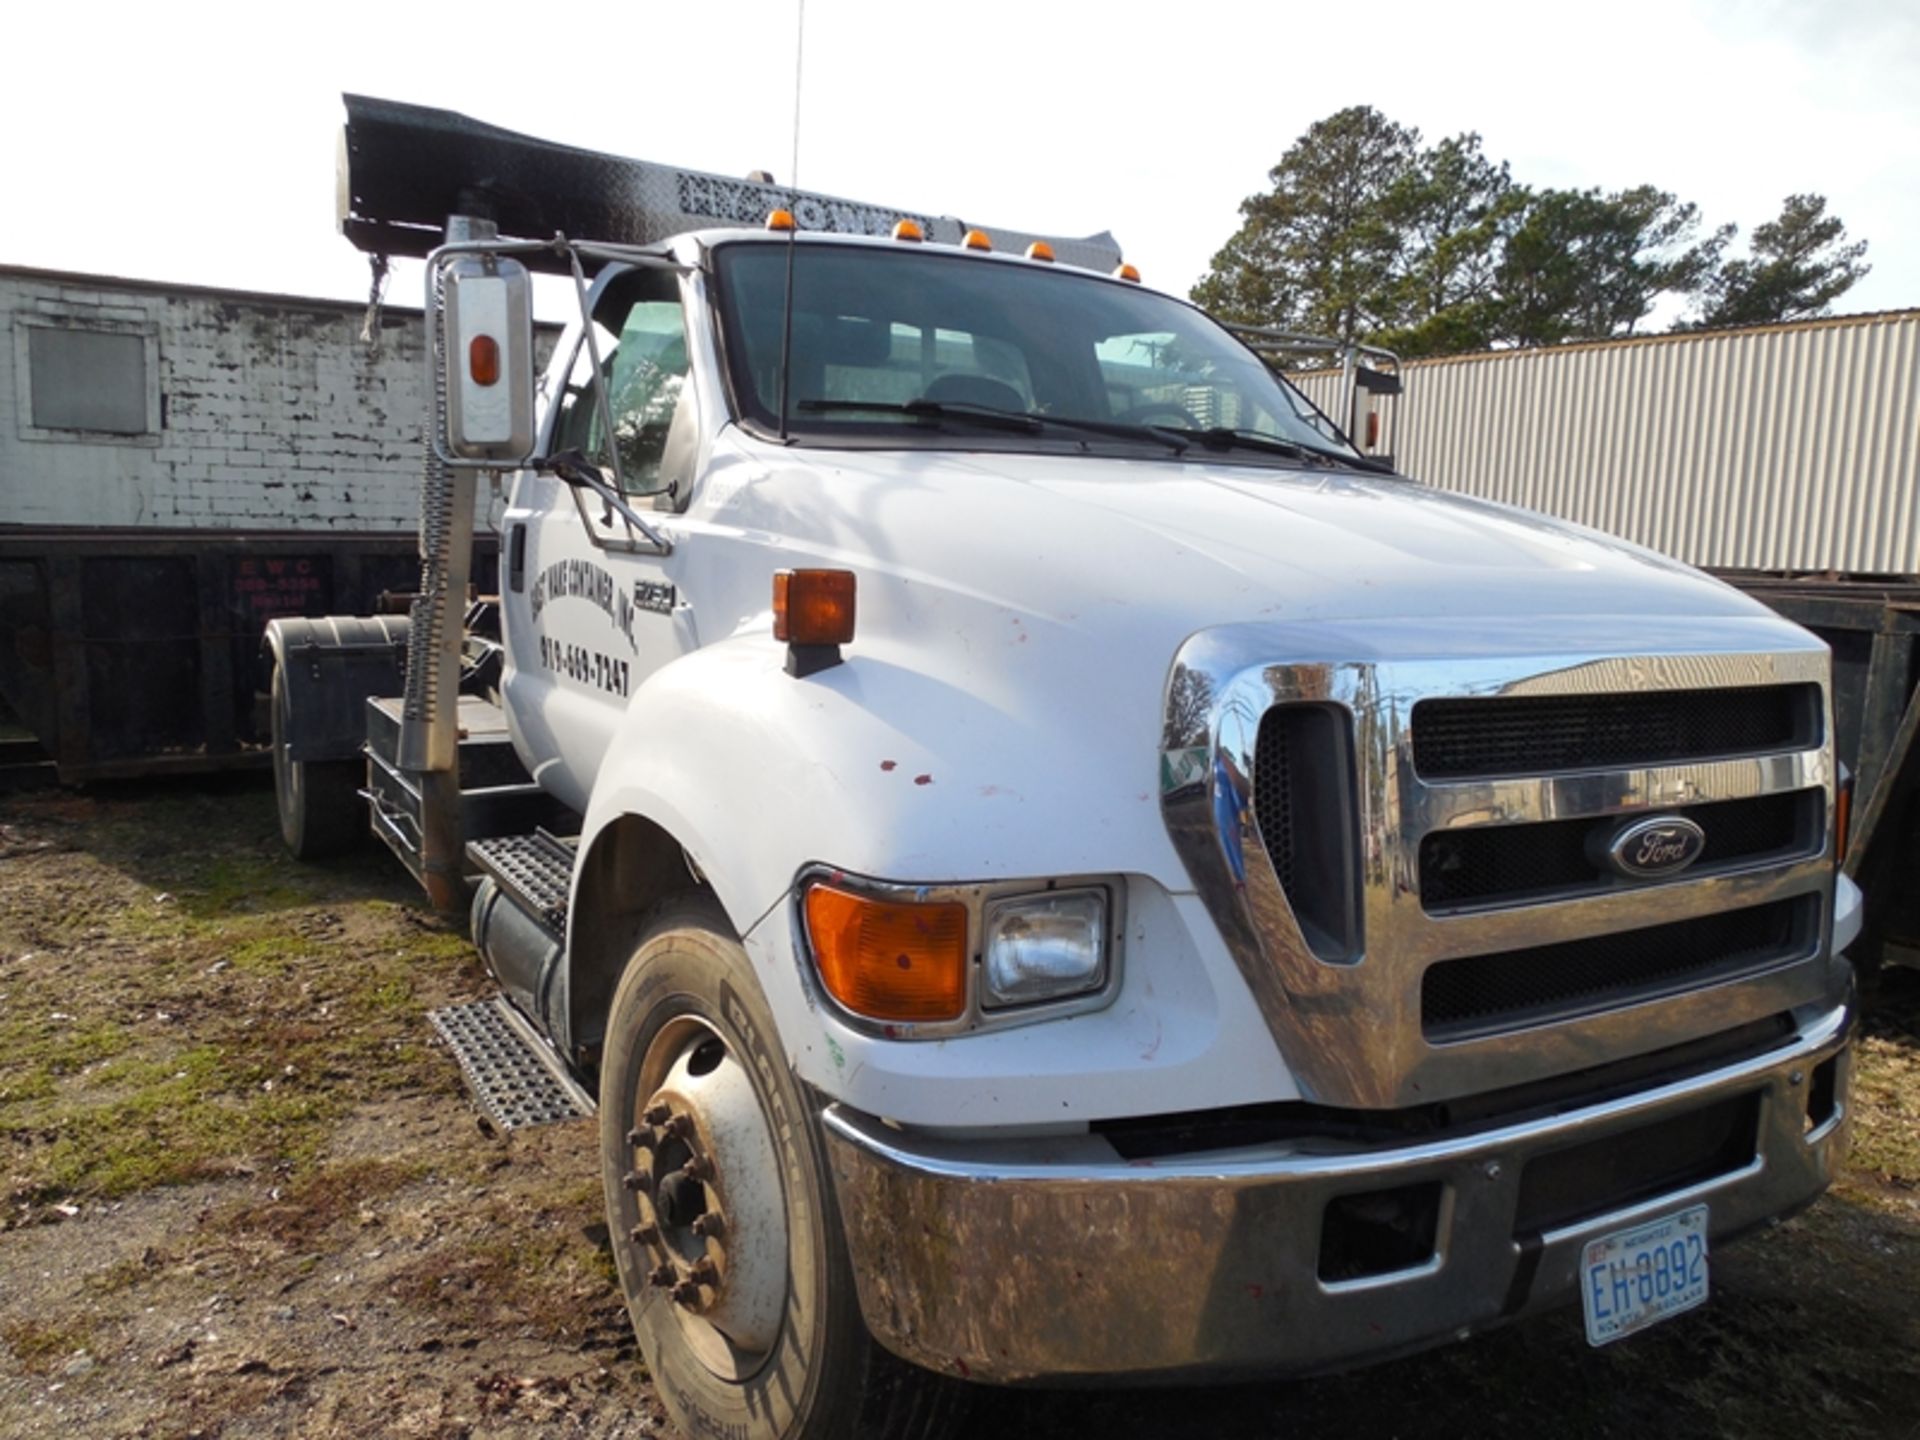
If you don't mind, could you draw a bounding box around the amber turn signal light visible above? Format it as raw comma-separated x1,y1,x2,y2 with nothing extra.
774,569,856,645
468,334,501,386
805,884,969,1023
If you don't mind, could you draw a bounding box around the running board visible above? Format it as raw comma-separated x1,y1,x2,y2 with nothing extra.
429,995,594,1130
467,830,575,933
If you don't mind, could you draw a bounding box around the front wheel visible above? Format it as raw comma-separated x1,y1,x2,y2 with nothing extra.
599,896,968,1440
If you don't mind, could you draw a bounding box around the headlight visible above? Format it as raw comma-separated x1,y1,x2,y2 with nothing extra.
981,888,1108,1009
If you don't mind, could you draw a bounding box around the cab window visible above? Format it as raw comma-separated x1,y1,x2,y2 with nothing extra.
714,243,1361,464
552,272,690,495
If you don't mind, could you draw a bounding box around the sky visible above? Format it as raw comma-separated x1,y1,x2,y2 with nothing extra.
3,0,1915,327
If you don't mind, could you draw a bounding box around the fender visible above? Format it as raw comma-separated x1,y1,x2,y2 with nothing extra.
262,614,410,762
559,626,1213,1087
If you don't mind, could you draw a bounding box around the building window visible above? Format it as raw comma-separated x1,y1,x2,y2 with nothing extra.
27,326,151,435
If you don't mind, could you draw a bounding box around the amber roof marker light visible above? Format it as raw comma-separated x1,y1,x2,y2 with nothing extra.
963,229,993,251
1025,241,1055,262
766,208,797,231
891,219,925,242
774,568,857,678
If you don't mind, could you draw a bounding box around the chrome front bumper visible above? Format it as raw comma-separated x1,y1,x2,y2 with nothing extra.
822,998,1853,1386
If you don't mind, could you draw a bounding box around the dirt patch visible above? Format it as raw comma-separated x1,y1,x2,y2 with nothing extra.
0,781,666,1438
2,778,1917,1438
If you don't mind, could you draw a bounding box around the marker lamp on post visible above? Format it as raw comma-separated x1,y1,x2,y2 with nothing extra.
981,889,1108,1009
774,568,856,677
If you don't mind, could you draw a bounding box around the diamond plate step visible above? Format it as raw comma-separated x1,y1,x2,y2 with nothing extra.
467,831,575,932
429,996,594,1130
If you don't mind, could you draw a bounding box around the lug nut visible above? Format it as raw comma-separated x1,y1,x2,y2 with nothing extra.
690,1214,726,1239
647,1264,676,1289
643,1103,672,1125
622,1171,651,1193
671,1281,702,1306
665,1114,695,1140
631,1224,660,1245
688,1259,720,1287
681,1155,715,1183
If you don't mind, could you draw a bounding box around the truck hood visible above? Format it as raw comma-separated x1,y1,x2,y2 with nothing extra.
629,436,1825,949
716,442,1777,643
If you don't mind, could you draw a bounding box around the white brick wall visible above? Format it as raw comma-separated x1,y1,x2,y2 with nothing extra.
0,267,559,532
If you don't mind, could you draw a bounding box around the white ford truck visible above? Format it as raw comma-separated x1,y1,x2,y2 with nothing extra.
271,97,1862,1440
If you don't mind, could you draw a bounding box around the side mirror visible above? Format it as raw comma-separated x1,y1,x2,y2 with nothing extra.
439,254,535,465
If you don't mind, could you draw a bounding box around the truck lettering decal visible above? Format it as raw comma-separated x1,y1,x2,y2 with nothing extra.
633,579,677,615
676,171,931,239
536,633,631,697
528,558,637,650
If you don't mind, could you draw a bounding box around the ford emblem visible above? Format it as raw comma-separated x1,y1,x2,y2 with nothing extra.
1598,815,1708,879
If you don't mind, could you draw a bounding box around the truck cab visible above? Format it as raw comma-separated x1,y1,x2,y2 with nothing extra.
272,97,1862,1440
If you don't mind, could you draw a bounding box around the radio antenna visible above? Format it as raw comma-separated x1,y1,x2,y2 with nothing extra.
790,0,806,187
776,0,806,442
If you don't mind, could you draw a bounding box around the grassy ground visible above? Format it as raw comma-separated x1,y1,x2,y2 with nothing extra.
1,779,1916,1438
0,781,658,1438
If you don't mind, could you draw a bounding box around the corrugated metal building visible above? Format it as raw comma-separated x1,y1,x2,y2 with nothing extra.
1291,309,1920,575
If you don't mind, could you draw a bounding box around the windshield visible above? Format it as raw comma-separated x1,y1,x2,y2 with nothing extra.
712,241,1360,463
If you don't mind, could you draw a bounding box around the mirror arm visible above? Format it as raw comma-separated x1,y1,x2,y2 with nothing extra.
544,450,674,554
566,243,631,501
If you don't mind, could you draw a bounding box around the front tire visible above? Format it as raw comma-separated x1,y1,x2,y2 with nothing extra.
599,896,967,1440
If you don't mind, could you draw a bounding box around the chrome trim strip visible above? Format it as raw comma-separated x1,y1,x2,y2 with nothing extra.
826,998,1850,1183
1160,630,1843,1108
823,999,1853,1384
1413,854,1828,961
1410,748,1829,833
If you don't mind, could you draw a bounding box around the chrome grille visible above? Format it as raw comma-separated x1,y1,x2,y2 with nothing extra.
1419,789,1822,912
1411,683,1819,779
1421,894,1820,1042
1160,633,1839,1110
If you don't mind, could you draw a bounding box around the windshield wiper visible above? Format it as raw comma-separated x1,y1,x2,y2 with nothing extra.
796,398,1042,434
1148,425,1396,474
795,398,1189,454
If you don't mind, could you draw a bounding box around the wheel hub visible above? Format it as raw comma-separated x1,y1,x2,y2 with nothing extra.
624,1031,788,1361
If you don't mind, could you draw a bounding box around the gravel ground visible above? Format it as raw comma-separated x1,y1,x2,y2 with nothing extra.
2,778,1916,1439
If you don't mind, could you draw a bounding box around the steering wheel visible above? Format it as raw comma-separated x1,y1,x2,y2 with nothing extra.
1116,403,1199,429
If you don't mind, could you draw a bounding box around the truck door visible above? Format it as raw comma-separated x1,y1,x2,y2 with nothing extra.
502,267,695,806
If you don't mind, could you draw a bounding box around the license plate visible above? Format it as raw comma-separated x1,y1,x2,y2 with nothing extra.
1580,1204,1710,1346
